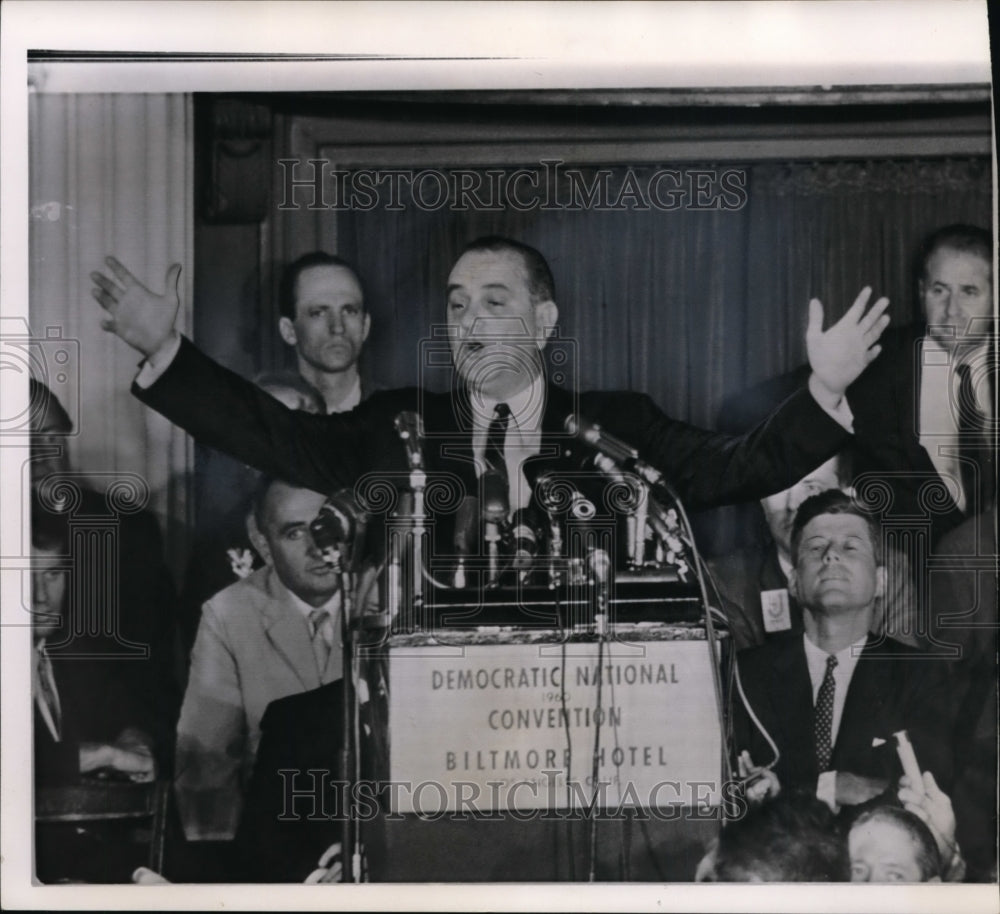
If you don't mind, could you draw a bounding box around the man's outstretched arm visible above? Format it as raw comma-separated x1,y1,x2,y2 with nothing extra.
91,257,368,494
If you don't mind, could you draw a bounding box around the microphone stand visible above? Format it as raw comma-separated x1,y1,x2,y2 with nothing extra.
409,464,427,630
322,544,364,883
342,561,364,883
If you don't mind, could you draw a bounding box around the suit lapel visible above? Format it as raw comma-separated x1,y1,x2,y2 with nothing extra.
259,569,321,691
831,636,889,768
767,636,816,779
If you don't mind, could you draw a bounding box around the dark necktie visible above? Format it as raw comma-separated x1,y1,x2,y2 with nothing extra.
814,654,838,773
957,362,995,515
485,403,511,482
36,647,62,741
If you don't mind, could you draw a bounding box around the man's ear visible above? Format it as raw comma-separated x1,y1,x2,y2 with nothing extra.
787,567,800,602
874,563,886,602
246,512,272,566
278,316,298,347
534,300,558,348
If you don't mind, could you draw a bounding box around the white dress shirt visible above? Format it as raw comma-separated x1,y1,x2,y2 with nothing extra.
918,338,992,515
274,575,343,683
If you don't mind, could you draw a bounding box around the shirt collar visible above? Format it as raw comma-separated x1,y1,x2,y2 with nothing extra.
271,570,341,624
476,372,546,434
803,630,868,675
327,375,362,413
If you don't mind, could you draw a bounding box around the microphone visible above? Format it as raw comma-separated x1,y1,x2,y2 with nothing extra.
481,468,510,527
534,470,597,521
453,495,479,588
394,411,425,470
587,546,611,586
511,506,543,573
565,413,665,489
481,469,509,586
454,495,480,555
310,489,367,572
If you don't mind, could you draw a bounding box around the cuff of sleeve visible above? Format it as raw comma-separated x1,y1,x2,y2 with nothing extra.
808,373,855,433
816,770,840,813
135,331,181,389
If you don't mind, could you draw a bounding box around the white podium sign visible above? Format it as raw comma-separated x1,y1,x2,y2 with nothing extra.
388,638,722,813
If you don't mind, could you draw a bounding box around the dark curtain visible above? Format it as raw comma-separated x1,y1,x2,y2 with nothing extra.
337,157,990,423
333,157,990,551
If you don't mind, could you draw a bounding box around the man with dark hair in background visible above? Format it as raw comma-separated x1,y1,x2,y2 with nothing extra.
277,251,372,414
847,223,994,543
178,253,373,649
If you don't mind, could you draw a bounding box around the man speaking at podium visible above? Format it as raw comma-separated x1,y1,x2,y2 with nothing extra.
92,236,889,541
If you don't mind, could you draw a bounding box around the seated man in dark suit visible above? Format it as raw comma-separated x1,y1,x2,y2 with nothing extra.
733,490,953,811
32,497,161,882
91,236,889,561
30,377,180,772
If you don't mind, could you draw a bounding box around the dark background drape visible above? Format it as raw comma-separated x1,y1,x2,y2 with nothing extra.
335,159,991,426
195,149,991,555
324,158,991,553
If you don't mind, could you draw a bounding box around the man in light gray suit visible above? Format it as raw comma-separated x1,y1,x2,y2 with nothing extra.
175,476,344,841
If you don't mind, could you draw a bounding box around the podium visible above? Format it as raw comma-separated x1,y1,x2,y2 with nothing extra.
374,619,726,881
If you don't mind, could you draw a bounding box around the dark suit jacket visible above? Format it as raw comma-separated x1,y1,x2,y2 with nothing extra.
732,632,953,797
35,647,153,787
930,507,997,879
40,486,179,773
233,671,388,883
135,338,849,542
708,541,805,651
847,323,981,542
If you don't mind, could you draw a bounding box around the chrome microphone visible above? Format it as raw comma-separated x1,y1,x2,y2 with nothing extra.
311,489,363,570
481,469,508,586
481,469,510,528
453,495,479,588
565,413,665,490
394,411,425,470
511,506,543,577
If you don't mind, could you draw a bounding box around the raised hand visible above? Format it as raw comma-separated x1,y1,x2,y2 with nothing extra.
737,749,781,804
91,256,181,358
807,287,890,399
898,771,957,864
